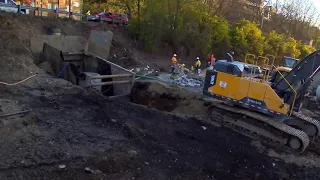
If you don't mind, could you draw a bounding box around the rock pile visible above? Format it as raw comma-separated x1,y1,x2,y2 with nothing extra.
169,74,203,88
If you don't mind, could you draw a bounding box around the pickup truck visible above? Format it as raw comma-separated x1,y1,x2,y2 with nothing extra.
0,0,29,14
88,12,128,25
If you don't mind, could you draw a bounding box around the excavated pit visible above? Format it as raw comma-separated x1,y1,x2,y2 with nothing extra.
131,80,209,116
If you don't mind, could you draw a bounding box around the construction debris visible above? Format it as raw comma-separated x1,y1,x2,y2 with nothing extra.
169,74,203,88
130,65,159,77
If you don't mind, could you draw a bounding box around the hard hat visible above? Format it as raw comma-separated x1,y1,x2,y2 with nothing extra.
173,54,177,57
197,57,199,60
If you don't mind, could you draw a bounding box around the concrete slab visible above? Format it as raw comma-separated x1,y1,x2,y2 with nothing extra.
38,61,54,75
43,43,64,75
85,30,113,60
31,35,86,53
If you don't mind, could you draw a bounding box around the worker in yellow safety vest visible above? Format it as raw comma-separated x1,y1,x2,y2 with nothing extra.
180,63,186,74
195,57,201,74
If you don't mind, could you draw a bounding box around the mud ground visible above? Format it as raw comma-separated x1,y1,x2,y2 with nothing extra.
131,81,320,163
1,80,320,180
0,12,320,180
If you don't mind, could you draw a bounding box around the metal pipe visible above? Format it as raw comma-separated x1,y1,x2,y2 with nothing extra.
93,56,135,75
91,74,132,79
91,80,131,86
0,110,31,119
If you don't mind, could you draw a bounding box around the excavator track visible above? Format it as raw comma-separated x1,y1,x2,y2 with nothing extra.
205,100,310,153
291,112,320,140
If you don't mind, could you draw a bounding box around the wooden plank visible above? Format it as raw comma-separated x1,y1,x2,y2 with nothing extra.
62,52,84,55
91,74,133,79
91,80,131,86
109,94,130,99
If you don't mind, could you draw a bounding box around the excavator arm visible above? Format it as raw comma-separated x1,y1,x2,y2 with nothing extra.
272,50,320,110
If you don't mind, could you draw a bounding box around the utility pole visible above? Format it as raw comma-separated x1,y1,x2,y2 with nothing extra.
68,0,71,18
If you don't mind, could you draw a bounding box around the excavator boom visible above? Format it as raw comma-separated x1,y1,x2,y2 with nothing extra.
272,50,320,110
274,50,320,91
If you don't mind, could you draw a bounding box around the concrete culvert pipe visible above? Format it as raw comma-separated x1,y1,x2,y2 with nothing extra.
316,85,320,101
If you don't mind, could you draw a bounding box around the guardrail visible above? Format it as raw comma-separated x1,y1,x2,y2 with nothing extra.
0,2,101,21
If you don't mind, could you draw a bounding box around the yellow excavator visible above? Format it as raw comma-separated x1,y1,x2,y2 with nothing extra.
203,51,320,153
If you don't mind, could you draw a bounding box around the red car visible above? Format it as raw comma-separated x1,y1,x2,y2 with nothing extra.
89,12,128,25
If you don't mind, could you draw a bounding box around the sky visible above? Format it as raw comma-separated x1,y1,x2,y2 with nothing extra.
312,0,320,10
269,0,320,25
269,0,320,8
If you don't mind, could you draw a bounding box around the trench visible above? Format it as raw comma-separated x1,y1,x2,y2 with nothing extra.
34,49,116,96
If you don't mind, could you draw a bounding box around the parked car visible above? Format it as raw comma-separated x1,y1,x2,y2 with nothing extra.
114,13,128,25
87,13,100,21
0,0,29,14
88,12,128,25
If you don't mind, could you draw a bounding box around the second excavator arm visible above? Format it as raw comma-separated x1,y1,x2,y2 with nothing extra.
272,50,320,111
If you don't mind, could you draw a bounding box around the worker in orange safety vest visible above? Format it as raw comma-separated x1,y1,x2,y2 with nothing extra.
171,54,178,73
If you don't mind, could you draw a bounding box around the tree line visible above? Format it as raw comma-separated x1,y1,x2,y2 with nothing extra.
83,0,320,64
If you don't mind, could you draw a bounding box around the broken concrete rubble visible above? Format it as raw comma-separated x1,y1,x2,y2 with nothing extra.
157,73,203,88
170,74,203,88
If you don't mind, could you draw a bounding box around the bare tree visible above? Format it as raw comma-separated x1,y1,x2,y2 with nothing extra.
268,0,320,41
